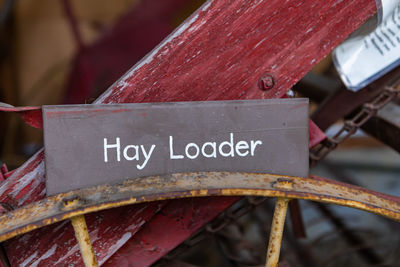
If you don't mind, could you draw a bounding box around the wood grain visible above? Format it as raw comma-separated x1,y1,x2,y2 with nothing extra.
2,0,376,265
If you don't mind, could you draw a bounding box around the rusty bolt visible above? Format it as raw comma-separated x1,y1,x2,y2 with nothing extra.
62,195,81,208
272,178,294,190
258,74,275,91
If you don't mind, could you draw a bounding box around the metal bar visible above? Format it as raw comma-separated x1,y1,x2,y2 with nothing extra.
266,198,290,267
361,102,400,153
319,160,399,265
293,72,342,103
282,217,318,267
262,201,318,267
310,66,400,132
0,172,400,244
313,203,387,266
289,200,306,238
70,215,98,267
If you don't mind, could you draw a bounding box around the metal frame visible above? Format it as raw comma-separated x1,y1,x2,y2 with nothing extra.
0,171,399,266
70,215,98,267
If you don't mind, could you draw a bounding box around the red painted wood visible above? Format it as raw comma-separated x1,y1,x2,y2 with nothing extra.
309,120,326,148
104,197,239,267
102,125,324,266
1,0,376,265
95,0,375,105
7,203,165,266
0,151,46,206
0,106,42,129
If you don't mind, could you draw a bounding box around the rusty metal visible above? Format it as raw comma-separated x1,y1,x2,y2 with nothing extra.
70,215,98,267
258,75,276,91
0,172,400,244
266,198,290,267
310,82,400,167
313,202,387,266
310,65,400,132
318,160,397,266
161,196,269,264
288,200,306,238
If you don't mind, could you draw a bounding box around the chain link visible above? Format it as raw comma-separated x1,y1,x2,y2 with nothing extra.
310,83,400,167
159,81,400,265
159,197,268,262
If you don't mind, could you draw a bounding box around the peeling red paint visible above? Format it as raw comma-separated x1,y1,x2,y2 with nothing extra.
1,0,375,265
46,108,132,119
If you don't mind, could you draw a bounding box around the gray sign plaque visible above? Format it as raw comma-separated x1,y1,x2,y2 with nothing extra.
43,99,309,195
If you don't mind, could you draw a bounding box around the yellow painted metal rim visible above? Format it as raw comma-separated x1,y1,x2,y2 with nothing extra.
0,172,399,243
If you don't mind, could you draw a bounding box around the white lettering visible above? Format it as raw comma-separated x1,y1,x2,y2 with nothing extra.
104,134,262,168
250,140,263,156
137,145,156,170
123,145,139,161
218,133,234,157
235,141,249,157
169,136,184,159
104,138,120,162
185,143,200,159
201,142,217,158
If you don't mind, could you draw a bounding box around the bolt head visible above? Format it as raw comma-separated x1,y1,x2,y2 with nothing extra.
258,74,275,91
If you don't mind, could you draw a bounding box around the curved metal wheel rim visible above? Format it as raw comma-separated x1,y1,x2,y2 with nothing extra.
0,171,399,243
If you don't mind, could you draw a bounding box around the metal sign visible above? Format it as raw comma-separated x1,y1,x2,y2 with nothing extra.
43,99,309,195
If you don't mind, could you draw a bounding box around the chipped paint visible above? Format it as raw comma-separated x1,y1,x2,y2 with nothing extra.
0,172,399,246
0,0,378,265
99,232,132,265
30,244,57,267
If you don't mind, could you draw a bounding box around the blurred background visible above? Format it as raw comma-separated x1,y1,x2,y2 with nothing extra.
0,0,205,168
0,0,400,266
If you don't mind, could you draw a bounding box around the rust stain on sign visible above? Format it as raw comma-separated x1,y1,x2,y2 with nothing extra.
43,99,309,195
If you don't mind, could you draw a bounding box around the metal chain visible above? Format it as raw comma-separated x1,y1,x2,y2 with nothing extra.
158,81,400,265
159,196,268,263
310,83,400,167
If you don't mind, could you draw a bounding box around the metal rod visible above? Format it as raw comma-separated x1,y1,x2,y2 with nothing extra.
70,215,98,267
263,203,317,267
266,198,290,267
289,200,306,238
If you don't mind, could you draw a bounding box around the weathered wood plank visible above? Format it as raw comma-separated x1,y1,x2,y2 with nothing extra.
2,0,376,265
